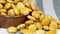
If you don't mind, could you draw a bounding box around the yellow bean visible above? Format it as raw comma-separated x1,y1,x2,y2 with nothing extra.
28,24,37,32
57,20,60,25
30,1,38,10
45,15,53,22
46,31,56,34
7,0,14,3
38,10,43,14
49,21,57,31
7,26,17,33
8,9,15,16
13,8,20,16
35,30,45,34
0,4,3,9
43,25,49,30
58,24,60,29
39,14,45,22
1,13,7,16
20,29,34,34
20,7,32,15
27,15,36,21
42,18,49,25
32,11,40,19
17,24,25,29
25,20,34,25
50,21,57,28
11,4,16,9
16,2,25,10
23,0,31,8
14,0,20,4
35,22,42,30
0,9,7,13
4,3,11,9
0,0,6,4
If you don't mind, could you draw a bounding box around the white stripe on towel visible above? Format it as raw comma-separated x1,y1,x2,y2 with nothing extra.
42,0,58,20
32,0,36,3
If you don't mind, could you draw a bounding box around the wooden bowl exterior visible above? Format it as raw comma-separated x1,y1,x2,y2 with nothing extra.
0,15,27,28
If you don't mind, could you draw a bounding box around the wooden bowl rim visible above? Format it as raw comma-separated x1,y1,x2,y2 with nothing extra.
0,15,26,18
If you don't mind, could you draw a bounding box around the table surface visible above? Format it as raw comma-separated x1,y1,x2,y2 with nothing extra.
0,28,60,34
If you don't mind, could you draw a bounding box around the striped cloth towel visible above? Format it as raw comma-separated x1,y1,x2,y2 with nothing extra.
33,0,60,20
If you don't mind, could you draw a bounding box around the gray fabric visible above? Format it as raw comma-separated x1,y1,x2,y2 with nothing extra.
53,0,60,20
36,0,44,13
15,31,21,34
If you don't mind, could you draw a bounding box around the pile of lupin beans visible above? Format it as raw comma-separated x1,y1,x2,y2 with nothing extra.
0,0,60,34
